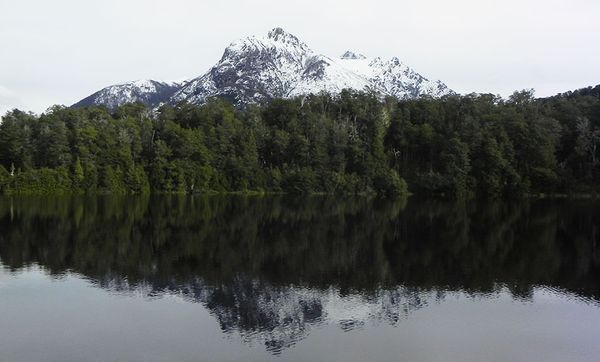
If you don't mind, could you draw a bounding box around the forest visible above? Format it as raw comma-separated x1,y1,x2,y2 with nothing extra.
0,85,599,197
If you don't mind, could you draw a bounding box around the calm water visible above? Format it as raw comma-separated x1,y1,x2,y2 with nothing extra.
0,196,599,361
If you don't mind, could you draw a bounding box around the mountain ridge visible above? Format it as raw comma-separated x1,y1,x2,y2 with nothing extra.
73,80,181,109
74,28,453,109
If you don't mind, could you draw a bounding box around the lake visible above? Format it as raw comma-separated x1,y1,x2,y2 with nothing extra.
0,196,599,361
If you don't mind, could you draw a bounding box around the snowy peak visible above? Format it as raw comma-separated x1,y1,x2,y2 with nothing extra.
74,28,454,109
223,28,311,61
73,80,180,110
172,28,316,106
338,54,452,99
340,51,366,60
267,27,305,47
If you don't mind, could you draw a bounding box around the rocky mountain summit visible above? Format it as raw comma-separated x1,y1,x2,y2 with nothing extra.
75,28,453,109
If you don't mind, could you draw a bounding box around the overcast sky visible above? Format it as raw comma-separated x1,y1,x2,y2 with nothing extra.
1,0,599,115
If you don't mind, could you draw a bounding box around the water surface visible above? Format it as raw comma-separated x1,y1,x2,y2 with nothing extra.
0,196,599,361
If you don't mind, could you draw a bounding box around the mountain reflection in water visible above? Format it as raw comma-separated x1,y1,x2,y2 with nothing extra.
0,195,599,355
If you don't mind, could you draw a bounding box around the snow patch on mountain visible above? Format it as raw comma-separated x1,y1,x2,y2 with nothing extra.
289,54,373,97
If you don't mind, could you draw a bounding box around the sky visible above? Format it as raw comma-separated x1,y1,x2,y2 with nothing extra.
1,0,599,115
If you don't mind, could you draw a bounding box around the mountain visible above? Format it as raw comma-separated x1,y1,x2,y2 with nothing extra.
74,28,453,109
171,27,453,106
73,80,180,110
338,54,451,99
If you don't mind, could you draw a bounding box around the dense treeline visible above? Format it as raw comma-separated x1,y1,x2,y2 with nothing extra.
0,85,599,196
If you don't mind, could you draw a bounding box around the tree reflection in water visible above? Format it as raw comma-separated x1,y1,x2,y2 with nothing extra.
0,195,599,353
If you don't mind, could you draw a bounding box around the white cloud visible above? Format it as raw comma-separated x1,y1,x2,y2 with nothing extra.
1,0,599,113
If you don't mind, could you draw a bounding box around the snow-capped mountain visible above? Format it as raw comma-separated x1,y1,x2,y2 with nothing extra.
171,27,317,106
338,54,451,99
74,28,453,109
73,80,180,110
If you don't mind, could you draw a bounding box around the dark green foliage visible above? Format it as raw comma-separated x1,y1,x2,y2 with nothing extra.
0,165,9,193
373,169,408,196
6,167,72,195
281,167,316,194
0,86,599,196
